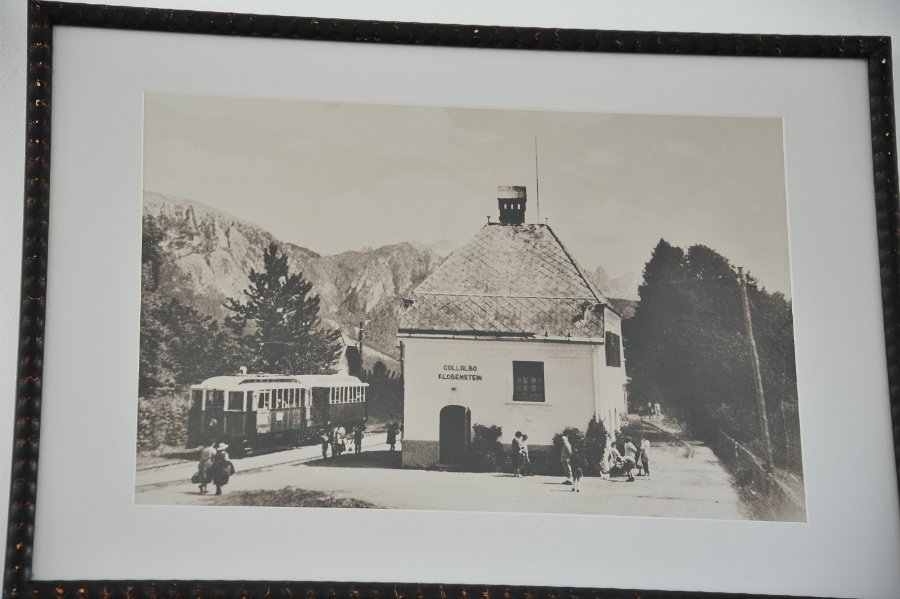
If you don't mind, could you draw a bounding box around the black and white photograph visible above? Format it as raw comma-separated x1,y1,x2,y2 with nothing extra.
135,92,804,521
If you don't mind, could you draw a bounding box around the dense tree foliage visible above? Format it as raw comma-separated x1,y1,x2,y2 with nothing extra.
225,243,341,375
139,218,241,395
625,240,800,473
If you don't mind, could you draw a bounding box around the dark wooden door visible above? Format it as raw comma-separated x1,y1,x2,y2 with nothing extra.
439,405,469,465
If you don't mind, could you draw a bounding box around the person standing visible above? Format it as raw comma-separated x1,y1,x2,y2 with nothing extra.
331,425,340,458
521,434,533,476
386,421,398,452
197,440,216,494
336,425,346,456
320,430,330,459
571,453,584,492
511,431,523,477
560,435,574,485
354,426,364,455
600,435,611,480
639,437,651,479
622,437,637,482
654,402,662,420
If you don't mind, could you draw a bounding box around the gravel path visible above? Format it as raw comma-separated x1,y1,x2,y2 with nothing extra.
135,438,749,520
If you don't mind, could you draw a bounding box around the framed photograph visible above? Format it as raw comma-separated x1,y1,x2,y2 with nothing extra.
5,1,899,597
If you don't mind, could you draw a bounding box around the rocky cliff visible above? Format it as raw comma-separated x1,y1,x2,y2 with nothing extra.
143,192,442,359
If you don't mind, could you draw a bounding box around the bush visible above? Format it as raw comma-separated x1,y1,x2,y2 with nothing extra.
467,424,506,472
137,393,191,452
553,418,610,476
552,426,582,476
619,420,644,445
582,417,609,476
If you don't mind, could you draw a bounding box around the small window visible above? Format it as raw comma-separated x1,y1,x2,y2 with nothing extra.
605,332,622,367
227,391,244,411
208,390,225,408
513,361,545,402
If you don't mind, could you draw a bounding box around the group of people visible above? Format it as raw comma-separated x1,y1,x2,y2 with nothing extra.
320,423,366,459
195,440,235,495
510,431,534,477
607,436,651,482
645,402,663,420
552,433,652,490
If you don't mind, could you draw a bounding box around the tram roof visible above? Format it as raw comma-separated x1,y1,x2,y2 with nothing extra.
191,373,368,391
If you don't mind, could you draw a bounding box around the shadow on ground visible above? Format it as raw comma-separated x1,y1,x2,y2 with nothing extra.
306,450,403,469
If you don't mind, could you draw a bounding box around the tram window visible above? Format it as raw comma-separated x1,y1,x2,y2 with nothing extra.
227,392,243,411
208,390,225,408
191,390,203,407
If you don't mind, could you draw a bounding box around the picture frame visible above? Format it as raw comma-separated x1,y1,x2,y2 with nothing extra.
4,0,899,597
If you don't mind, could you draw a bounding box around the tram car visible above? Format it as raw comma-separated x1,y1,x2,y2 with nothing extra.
187,372,368,456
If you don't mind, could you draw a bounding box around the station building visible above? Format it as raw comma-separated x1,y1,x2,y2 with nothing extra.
399,186,627,468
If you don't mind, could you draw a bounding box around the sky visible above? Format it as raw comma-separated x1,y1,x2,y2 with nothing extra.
143,93,792,296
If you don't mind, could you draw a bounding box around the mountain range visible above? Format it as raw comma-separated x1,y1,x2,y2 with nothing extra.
143,192,637,361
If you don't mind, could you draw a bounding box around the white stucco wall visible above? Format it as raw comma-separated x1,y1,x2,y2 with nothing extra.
596,307,627,430
401,334,626,447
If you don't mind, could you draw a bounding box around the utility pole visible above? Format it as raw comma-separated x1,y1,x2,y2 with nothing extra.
534,136,540,223
738,267,774,466
357,321,365,380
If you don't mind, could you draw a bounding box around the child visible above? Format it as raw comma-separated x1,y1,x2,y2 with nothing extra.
571,452,584,493
320,431,330,459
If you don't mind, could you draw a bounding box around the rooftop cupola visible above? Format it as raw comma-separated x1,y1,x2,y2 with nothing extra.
497,185,527,225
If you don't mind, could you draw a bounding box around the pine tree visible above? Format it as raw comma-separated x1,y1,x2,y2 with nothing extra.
625,240,800,473
226,243,341,374
138,217,165,395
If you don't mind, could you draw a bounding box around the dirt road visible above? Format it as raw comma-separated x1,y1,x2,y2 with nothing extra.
135,437,749,520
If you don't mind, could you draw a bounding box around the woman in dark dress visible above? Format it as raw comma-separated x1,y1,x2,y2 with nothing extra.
386,422,398,451
209,443,235,496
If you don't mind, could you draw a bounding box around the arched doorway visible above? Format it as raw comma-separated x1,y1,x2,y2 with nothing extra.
439,405,470,465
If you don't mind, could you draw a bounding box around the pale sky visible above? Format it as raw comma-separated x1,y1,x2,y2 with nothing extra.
144,93,792,295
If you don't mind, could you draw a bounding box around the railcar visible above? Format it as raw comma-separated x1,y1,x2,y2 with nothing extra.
187,372,367,456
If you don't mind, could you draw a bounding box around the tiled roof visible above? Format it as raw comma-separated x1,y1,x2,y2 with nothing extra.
400,224,609,339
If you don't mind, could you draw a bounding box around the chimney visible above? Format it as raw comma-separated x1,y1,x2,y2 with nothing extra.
497,185,527,225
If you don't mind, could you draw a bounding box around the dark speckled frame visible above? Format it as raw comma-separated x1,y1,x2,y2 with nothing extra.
8,1,899,597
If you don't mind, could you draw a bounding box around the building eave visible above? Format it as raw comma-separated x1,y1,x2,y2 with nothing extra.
397,330,604,345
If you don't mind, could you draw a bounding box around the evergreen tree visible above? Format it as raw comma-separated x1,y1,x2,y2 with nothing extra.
226,243,341,374
625,240,801,473
139,217,165,395
138,216,242,394
160,299,241,386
